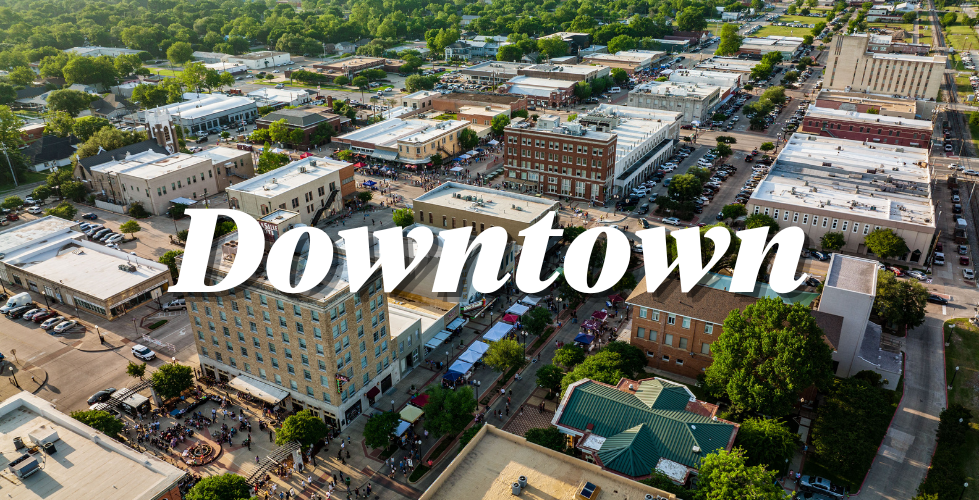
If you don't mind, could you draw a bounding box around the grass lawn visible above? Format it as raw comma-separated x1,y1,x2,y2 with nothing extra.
754,25,815,37
776,15,823,24
946,25,979,53
955,73,978,105
0,170,49,195
944,319,979,500
148,67,183,77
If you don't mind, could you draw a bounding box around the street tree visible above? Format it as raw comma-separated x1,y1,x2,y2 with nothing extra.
721,204,747,220
536,364,565,395
60,181,86,202
159,250,184,278
185,474,251,500
491,114,511,135
554,344,586,370
151,363,194,400
864,228,909,259
563,226,586,243
703,297,834,416
119,220,142,239
561,350,630,395
71,409,125,437
715,142,733,157
667,173,703,203
459,128,479,151
257,142,289,174
874,270,927,334
734,417,797,473
716,23,744,56
525,427,567,452
422,385,477,437
392,208,414,228
523,306,552,337
276,409,329,446
46,89,94,117
45,201,77,220
166,41,194,66
484,338,525,374
601,341,646,378
126,361,147,380
31,186,51,203
694,449,785,500
1,196,23,210
610,68,628,83
820,231,846,251
363,411,400,449
744,213,779,232
759,142,775,152
616,272,638,292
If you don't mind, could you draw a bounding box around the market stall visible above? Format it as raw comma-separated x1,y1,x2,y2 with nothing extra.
592,310,609,321
483,322,515,342
501,313,520,324
425,330,452,350
506,303,530,315
467,341,489,356
458,349,482,364
400,405,424,424
574,333,596,344
395,420,412,437
228,374,289,404
520,295,542,307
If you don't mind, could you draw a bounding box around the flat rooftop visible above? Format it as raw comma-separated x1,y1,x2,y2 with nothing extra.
414,182,557,224
826,254,878,295
0,216,77,256
232,50,288,60
750,134,934,227
229,156,348,197
522,64,604,75
816,90,919,115
317,57,384,69
632,80,720,97
93,151,207,180
7,240,169,301
0,392,185,500
461,61,529,75
438,93,524,105
193,146,247,164
871,51,945,63
338,118,466,148
742,36,805,49
506,76,576,89
585,104,681,167
695,57,761,72
402,90,441,100
247,88,308,103
145,93,255,121
419,425,676,500
805,105,932,130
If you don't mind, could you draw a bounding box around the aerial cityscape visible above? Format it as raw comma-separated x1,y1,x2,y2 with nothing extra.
0,0,973,498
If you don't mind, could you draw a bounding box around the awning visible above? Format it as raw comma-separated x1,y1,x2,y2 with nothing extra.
582,319,601,330
425,330,452,349
170,197,198,205
506,303,529,315
395,420,412,436
450,166,464,172
409,394,429,407
372,149,399,161
366,386,381,400
466,150,478,156
574,333,595,344
458,349,482,364
483,322,514,342
520,295,542,306
502,313,520,324
468,341,489,355
353,162,367,168
400,405,424,423
446,317,468,331
228,374,289,404
608,294,625,302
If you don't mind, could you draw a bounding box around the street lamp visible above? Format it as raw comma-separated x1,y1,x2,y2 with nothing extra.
9,365,18,388
949,365,960,390
960,482,969,500
445,350,449,371
474,380,481,401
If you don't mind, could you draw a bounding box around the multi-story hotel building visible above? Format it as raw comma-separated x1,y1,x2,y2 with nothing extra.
187,233,396,429
824,34,945,99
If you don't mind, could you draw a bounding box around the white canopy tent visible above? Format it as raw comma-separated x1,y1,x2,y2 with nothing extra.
228,374,290,404
483,322,514,342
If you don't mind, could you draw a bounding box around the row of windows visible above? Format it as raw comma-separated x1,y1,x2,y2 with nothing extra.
808,120,925,139
190,283,383,328
637,307,714,334
636,327,711,355
754,206,877,236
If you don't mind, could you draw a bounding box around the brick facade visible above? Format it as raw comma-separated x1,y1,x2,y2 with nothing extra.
799,115,932,147
630,305,717,379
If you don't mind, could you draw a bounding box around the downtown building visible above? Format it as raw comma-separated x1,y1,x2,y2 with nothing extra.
626,80,721,125
798,104,933,147
824,34,945,98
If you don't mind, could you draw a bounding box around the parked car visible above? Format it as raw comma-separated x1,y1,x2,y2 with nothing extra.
961,256,970,266
87,387,118,405
928,294,949,305
162,299,186,311
21,308,44,321
40,316,65,330
26,206,42,215
964,268,975,280
104,234,124,244
959,245,969,255
662,217,682,226
810,251,829,261
886,266,904,276
82,213,98,220
132,344,157,361
800,476,845,498
907,270,928,280
52,320,78,334
6,305,33,319
31,310,56,323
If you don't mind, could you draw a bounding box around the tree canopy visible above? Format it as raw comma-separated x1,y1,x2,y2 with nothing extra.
694,449,785,500
71,409,124,437
422,385,477,437
276,409,329,446
151,363,194,400
483,338,525,374
185,474,251,500
864,228,909,259
874,270,927,334
363,411,400,449
734,418,797,474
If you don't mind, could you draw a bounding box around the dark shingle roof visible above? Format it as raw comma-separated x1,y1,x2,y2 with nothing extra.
558,379,737,475
91,94,132,115
258,108,330,128
22,135,78,164
77,140,168,172
16,87,47,100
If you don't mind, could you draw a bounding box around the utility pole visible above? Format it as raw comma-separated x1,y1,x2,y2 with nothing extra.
0,142,18,187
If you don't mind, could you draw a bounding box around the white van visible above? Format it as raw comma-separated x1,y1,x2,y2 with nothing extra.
610,86,622,93
1,293,32,314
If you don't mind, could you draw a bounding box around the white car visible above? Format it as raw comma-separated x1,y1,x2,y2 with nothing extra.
949,163,961,170
966,170,979,176
52,320,77,334
964,269,975,280
662,217,682,226
104,234,124,244
906,270,928,280
41,316,65,330
27,206,42,214
132,344,157,361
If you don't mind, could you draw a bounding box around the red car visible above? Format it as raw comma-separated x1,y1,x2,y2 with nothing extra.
6,214,18,221
887,266,904,276
961,256,970,266
32,310,56,323
936,242,944,253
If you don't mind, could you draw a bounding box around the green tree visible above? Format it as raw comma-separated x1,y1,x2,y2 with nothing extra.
60,180,86,202
942,11,957,26
523,306,553,337
616,272,638,292
561,350,629,395
574,82,592,100
525,427,567,452
716,23,743,56
185,474,251,500
694,449,785,500
735,418,797,473
744,214,779,232
276,409,329,446
721,204,747,220
497,45,524,62
704,297,834,417
563,226,586,243
667,173,702,203
554,344,586,370
677,6,709,32
864,228,909,259
2,196,24,210
31,185,51,203
802,35,814,45
352,76,369,90
760,86,787,106
782,71,799,85
45,201,77,220
759,142,775,152
610,68,629,83
334,75,350,86
484,338,525,374
607,35,636,54
0,83,16,105
537,36,568,58
70,410,124,437
159,250,184,278
405,74,436,92
422,385,477,437
72,116,112,141
166,41,194,66
715,142,733,157
902,11,918,24
114,53,143,77
601,341,646,378
459,127,480,150
257,142,289,173
357,191,373,203
363,411,400,449
536,364,565,394
47,89,94,117
874,270,927,334
820,231,846,251
392,208,415,228
151,363,194,400
119,220,141,239
458,423,482,451
490,114,510,135
126,361,147,380
8,66,35,86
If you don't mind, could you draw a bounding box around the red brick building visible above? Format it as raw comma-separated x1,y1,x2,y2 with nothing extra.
503,115,616,202
626,276,843,380
799,105,933,148
255,106,350,147
431,93,528,113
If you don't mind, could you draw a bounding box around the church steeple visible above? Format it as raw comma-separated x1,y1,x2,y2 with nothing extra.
146,108,178,154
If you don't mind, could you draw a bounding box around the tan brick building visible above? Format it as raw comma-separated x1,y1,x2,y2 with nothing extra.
824,34,945,99
187,233,396,429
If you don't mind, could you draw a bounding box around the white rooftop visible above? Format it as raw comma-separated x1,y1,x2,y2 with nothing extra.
229,156,349,198
402,90,441,100
669,69,742,88
0,392,185,500
414,182,558,224
144,93,256,121
90,150,207,180
192,146,247,164
695,57,761,72
631,80,721,98
0,216,78,256
505,76,576,89
826,253,878,296
750,134,934,227
338,118,467,148
247,87,308,104
522,64,605,75
6,239,170,302
742,36,805,49
805,105,932,130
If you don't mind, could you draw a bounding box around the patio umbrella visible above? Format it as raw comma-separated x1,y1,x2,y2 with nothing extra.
608,294,624,302
592,310,608,320
501,313,520,324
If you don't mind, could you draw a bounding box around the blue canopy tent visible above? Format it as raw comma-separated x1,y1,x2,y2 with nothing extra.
574,333,595,344
483,322,514,342
468,341,489,356
443,359,474,382
394,420,412,436
458,349,482,364
363,180,377,186
443,371,466,382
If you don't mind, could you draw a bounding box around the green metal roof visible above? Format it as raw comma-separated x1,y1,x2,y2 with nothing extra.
559,379,736,475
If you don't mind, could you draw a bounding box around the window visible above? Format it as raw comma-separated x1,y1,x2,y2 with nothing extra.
705,324,713,335
678,337,688,350
649,330,658,342
636,327,645,339
667,314,676,325
675,358,684,366
681,317,690,329
701,342,711,355
639,308,647,319
664,333,673,346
